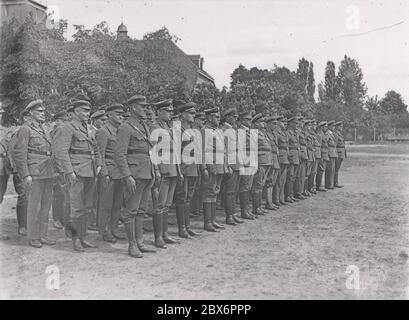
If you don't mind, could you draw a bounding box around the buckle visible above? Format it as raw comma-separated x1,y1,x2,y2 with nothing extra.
46,151,51,156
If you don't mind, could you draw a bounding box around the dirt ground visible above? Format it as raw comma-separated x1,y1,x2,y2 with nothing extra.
1,143,409,299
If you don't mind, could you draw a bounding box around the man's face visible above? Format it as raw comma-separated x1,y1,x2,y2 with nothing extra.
108,111,123,127
226,114,237,126
74,107,90,122
195,118,204,127
131,103,146,118
158,108,172,121
94,117,106,128
182,111,195,123
338,125,343,132
323,125,328,132
208,113,220,126
30,108,46,123
241,117,252,128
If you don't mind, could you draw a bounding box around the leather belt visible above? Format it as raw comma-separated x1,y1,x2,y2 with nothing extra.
69,149,94,155
28,149,52,156
127,149,147,155
105,154,114,159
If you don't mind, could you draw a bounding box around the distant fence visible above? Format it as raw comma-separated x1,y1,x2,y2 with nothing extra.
345,127,409,142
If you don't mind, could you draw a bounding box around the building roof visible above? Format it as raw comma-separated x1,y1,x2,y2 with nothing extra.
117,22,128,33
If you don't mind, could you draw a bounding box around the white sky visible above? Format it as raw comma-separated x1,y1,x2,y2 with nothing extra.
43,0,409,103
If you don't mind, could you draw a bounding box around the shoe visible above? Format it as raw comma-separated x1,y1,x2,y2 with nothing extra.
152,214,167,249
203,203,217,232
80,239,98,248
87,224,99,231
73,238,84,252
53,221,64,230
18,227,27,236
284,197,293,203
128,242,143,258
326,187,334,190
0,234,10,240
112,231,127,240
138,243,156,253
211,203,225,229
239,192,254,220
317,187,327,192
102,234,117,243
226,216,237,226
176,203,189,238
334,184,344,188
302,191,311,197
184,203,201,236
254,208,265,216
40,237,56,246
163,212,180,243
273,202,281,207
186,228,201,236
232,214,244,224
29,239,42,248
265,204,278,211
294,194,306,200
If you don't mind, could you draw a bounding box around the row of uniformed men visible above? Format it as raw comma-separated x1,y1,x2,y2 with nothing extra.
0,96,345,257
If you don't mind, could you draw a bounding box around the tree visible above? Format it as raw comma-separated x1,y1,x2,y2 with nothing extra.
323,61,338,101
379,90,408,114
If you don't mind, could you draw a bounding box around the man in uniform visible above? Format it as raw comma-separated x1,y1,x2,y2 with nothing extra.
88,109,107,232
13,100,56,248
334,121,345,188
285,116,301,203
316,121,328,192
304,120,315,196
50,110,69,230
308,120,321,194
251,113,272,216
150,99,182,244
53,100,102,252
220,108,243,225
264,115,281,211
114,95,161,258
236,111,256,220
173,101,201,237
294,117,308,200
325,120,337,190
96,104,125,243
201,107,228,231
190,111,206,217
274,116,290,206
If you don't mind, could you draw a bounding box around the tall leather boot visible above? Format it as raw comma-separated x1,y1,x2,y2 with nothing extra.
80,215,97,248
176,203,189,238
135,215,156,253
264,186,277,211
252,192,262,216
203,203,216,232
16,203,27,235
316,172,326,191
212,202,225,229
239,192,254,220
152,214,167,248
124,218,142,258
184,203,200,236
68,219,84,252
224,194,237,226
162,210,179,244
230,193,243,223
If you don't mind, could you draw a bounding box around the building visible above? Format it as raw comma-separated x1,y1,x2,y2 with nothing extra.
0,0,47,25
187,54,215,85
115,22,215,88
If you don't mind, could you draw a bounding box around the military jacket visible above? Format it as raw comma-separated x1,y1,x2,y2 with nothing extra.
318,131,329,161
150,119,179,177
221,122,241,171
96,122,121,179
306,130,315,162
114,117,155,180
53,119,101,178
287,128,300,165
13,120,54,180
326,130,338,158
312,131,321,160
202,124,227,175
237,124,254,169
255,127,273,166
297,129,308,160
276,128,289,165
180,121,198,177
265,128,280,169
336,131,346,159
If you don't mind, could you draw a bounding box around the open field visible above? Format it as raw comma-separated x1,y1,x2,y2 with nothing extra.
1,143,409,299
